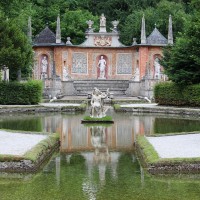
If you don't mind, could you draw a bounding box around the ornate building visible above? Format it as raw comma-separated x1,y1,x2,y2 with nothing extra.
31,14,173,98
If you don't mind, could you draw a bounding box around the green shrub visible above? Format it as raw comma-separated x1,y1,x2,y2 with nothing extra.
83,115,113,121
182,84,200,107
154,82,200,106
0,80,42,105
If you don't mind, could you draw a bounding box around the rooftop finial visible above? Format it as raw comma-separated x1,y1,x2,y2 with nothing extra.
27,16,32,42
168,14,173,45
141,14,146,44
56,14,61,43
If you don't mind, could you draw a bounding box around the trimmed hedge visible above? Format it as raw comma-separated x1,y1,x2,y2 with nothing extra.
0,80,42,105
154,82,200,106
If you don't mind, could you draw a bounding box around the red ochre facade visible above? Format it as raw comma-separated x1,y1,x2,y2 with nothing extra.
33,45,163,81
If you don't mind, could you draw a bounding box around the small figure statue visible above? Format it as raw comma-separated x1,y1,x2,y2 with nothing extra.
98,56,106,79
63,66,71,81
41,56,48,78
1,66,9,81
90,88,110,118
100,14,106,27
132,67,140,81
154,57,161,79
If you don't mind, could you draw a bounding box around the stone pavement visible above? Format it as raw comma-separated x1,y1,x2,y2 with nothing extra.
0,130,47,156
147,134,200,158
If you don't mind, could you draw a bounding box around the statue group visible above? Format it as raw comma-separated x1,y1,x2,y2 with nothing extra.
90,87,110,118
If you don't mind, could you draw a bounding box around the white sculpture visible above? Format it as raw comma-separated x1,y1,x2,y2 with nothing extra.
1,66,9,81
41,56,48,78
154,57,161,79
100,14,106,27
90,88,110,118
63,66,71,81
98,56,106,79
132,67,140,81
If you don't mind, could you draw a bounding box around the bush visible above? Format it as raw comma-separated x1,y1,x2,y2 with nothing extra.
0,80,42,105
154,82,200,106
183,84,200,107
83,115,113,121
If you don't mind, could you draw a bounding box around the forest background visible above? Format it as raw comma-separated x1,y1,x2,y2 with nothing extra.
0,0,198,45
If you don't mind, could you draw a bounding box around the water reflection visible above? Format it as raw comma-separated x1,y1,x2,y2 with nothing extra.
1,112,200,199
0,112,200,153
90,126,110,163
60,115,135,152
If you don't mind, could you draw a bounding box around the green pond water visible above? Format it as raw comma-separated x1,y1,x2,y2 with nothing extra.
0,111,200,200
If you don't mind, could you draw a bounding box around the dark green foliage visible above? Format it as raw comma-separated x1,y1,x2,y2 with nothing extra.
0,17,33,80
61,10,98,44
0,0,193,46
154,82,184,106
121,0,188,45
161,10,200,85
154,82,200,106
0,80,42,105
26,80,43,104
83,115,113,121
182,84,200,106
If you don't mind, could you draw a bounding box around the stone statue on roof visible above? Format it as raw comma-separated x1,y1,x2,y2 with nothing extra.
100,14,106,27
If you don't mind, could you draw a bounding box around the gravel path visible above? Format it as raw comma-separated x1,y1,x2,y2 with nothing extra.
147,134,200,158
0,131,47,156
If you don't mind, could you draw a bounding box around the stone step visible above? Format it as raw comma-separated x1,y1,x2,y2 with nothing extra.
73,79,129,96
74,84,128,89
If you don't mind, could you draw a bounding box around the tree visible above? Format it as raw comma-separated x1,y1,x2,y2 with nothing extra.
161,11,200,85
61,10,98,44
0,17,33,80
121,0,189,45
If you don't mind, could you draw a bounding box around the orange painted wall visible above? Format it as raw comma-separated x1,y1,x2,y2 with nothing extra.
33,45,163,80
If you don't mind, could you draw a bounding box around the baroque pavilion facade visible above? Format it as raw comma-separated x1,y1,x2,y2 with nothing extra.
31,14,173,98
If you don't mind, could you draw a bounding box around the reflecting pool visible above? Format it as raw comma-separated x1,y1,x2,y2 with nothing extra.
0,111,200,200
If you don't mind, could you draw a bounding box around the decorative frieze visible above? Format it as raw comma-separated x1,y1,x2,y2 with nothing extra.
72,53,87,74
116,53,132,74
94,36,112,47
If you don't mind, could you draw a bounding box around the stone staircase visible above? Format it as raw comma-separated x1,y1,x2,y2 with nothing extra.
73,79,129,96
